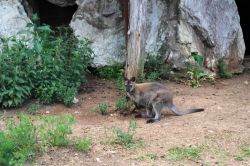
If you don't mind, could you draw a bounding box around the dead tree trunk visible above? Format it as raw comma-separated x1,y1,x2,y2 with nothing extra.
125,0,147,79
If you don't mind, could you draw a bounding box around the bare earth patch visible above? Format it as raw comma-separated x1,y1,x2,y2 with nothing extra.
1,73,250,166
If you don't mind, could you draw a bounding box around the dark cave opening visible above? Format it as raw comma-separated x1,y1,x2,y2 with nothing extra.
235,1,250,56
38,0,77,27
25,0,78,27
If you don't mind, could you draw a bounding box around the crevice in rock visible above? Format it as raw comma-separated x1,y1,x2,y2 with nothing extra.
22,0,78,27
235,0,250,57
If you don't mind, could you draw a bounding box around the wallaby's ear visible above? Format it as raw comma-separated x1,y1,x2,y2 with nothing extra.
130,77,136,82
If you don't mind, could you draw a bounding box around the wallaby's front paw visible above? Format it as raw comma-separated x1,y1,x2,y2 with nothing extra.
134,113,142,118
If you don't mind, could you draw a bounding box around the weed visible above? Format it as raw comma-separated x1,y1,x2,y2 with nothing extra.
74,137,92,153
185,52,214,88
26,103,41,115
137,153,158,161
96,62,124,80
218,59,232,79
98,102,108,115
144,53,171,81
234,156,244,161
0,113,76,165
112,120,144,148
240,146,250,156
167,146,202,161
115,97,128,113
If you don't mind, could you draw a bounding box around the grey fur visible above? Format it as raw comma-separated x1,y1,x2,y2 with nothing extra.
125,79,204,123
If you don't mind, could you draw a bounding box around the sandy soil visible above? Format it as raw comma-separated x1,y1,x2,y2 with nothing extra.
1,72,250,166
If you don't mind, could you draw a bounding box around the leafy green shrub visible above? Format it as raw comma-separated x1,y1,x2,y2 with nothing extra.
38,114,76,146
74,137,92,153
0,115,36,165
26,103,41,115
218,59,232,79
112,120,137,148
0,15,93,108
96,62,124,80
98,102,108,115
185,52,215,88
0,37,33,107
0,113,76,165
115,97,128,113
144,53,171,81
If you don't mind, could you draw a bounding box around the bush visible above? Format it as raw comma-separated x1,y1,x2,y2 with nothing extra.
115,97,127,112
0,15,93,108
185,52,215,88
98,102,109,115
112,120,143,148
0,113,76,165
144,53,171,81
74,137,92,153
218,59,232,79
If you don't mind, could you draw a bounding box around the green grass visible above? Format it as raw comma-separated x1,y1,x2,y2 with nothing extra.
112,120,144,149
240,146,250,156
98,102,108,115
167,146,202,161
74,137,92,153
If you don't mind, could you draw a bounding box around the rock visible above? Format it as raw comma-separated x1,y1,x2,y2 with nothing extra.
73,97,79,104
70,0,125,66
244,81,249,85
145,0,245,71
0,0,31,41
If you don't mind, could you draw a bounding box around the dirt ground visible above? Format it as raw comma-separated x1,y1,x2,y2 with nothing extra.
1,71,250,166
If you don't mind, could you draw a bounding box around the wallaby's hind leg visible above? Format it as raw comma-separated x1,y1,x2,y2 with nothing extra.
135,108,154,118
146,103,162,123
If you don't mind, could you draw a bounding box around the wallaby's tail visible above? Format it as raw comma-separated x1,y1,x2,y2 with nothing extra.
168,104,204,116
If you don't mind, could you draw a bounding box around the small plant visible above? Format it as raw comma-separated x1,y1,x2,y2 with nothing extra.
115,97,128,113
96,62,124,80
98,102,108,115
235,156,244,161
26,103,41,115
240,146,250,156
137,153,158,161
218,59,232,79
185,52,214,88
167,146,202,161
144,53,171,81
0,113,76,165
112,120,143,148
74,137,92,153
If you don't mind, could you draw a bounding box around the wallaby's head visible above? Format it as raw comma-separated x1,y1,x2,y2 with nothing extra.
124,77,136,93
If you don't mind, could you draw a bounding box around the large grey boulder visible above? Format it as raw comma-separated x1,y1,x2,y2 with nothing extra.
146,0,245,71
70,0,125,66
0,0,31,39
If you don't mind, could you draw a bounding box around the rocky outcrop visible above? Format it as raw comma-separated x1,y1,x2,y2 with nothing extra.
146,0,245,71
0,0,245,70
0,0,31,39
70,0,125,66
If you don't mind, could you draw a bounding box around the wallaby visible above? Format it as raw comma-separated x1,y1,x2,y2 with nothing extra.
125,77,204,123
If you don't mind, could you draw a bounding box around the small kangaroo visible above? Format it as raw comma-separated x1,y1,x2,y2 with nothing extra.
125,77,204,123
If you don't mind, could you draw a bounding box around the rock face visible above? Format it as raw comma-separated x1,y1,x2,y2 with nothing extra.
70,0,125,66
0,0,245,70
145,0,245,71
0,0,31,39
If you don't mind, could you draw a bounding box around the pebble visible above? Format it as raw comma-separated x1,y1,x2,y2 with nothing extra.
244,81,249,85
